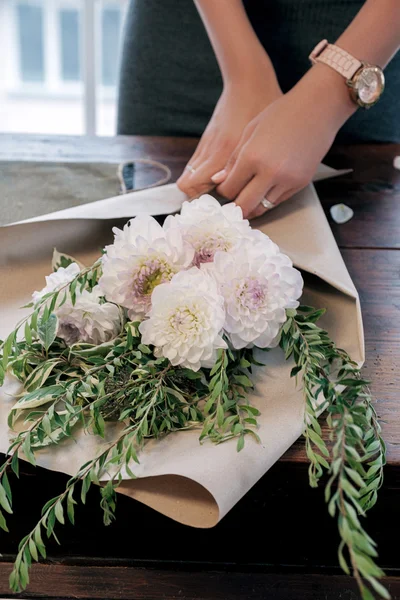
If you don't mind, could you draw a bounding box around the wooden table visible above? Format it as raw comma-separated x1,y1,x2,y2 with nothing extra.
0,134,399,600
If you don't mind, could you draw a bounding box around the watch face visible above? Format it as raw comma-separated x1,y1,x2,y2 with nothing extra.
355,66,385,106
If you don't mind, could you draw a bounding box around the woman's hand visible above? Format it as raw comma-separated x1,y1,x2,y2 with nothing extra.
177,77,282,198
212,66,356,219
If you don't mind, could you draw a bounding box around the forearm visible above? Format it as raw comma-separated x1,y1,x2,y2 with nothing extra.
296,0,400,129
337,0,400,68
194,0,278,86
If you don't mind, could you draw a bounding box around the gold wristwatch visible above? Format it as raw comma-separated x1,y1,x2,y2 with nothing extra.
309,40,385,109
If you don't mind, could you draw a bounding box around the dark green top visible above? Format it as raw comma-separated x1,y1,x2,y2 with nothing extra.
118,0,400,143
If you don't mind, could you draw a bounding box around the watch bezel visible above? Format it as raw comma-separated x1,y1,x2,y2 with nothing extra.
347,64,385,109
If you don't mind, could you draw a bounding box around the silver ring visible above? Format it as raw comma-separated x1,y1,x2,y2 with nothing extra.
261,197,274,210
185,164,196,174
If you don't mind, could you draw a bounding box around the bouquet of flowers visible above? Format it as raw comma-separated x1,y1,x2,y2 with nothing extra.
0,196,387,599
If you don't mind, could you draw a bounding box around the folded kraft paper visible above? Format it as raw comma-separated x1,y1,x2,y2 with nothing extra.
0,165,363,528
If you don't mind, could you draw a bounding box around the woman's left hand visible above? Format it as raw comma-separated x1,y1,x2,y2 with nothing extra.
212,79,346,219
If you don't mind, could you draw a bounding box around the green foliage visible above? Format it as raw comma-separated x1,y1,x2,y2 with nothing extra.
280,306,388,599
51,248,85,272
200,348,260,451
0,267,388,599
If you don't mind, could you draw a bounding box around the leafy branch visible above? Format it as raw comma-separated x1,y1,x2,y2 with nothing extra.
0,258,102,387
9,364,177,592
200,349,261,451
280,306,388,600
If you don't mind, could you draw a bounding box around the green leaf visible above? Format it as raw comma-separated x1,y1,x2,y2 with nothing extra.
233,375,253,388
138,344,151,355
25,360,60,393
31,310,39,332
2,471,12,503
81,477,91,504
217,403,225,428
29,538,38,562
52,249,83,271
345,467,366,489
0,483,13,514
34,527,46,559
22,434,36,466
338,541,350,575
11,452,19,477
19,559,29,588
38,314,58,351
13,385,64,411
2,333,14,370
239,358,251,369
24,322,33,344
341,478,361,499
236,434,245,452
54,500,65,525
355,554,384,579
307,428,329,456
67,487,76,525
361,587,375,600
0,509,9,532
210,380,222,400
366,576,391,600
290,365,302,378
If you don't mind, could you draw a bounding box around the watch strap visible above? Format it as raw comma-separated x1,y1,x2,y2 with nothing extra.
309,40,362,80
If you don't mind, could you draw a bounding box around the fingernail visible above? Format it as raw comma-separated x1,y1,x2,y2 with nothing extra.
211,169,227,184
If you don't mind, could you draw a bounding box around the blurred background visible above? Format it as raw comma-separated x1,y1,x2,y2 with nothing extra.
0,0,128,136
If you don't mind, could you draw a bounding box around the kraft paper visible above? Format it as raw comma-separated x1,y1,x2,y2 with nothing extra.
0,165,363,528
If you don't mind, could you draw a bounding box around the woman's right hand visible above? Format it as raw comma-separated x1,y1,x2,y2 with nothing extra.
177,75,282,199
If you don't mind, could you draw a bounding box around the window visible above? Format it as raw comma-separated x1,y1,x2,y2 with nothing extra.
101,5,121,87
60,8,81,82
17,3,45,82
0,0,127,135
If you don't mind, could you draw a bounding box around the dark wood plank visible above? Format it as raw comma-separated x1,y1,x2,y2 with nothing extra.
284,248,400,464
1,457,399,571
316,142,400,249
0,562,399,599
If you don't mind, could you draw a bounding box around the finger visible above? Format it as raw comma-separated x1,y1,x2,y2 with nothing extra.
177,138,210,192
247,187,296,220
178,160,222,198
216,149,256,201
235,175,275,219
211,119,258,189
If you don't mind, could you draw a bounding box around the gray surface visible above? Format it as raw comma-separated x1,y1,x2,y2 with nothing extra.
0,161,122,226
118,0,400,143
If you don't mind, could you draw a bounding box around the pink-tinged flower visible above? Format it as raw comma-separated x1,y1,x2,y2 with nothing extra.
98,215,194,320
139,268,227,371
210,238,303,349
56,286,122,346
164,195,255,267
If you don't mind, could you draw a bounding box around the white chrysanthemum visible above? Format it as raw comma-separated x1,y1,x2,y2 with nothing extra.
99,215,194,320
210,238,304,350
164,195,255,267
55,286,122,346
32,263,80,305
139,268,227,371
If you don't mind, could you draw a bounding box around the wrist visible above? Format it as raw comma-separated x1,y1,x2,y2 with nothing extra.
294,63,358,131
222,42,277,84
224,53,281,94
